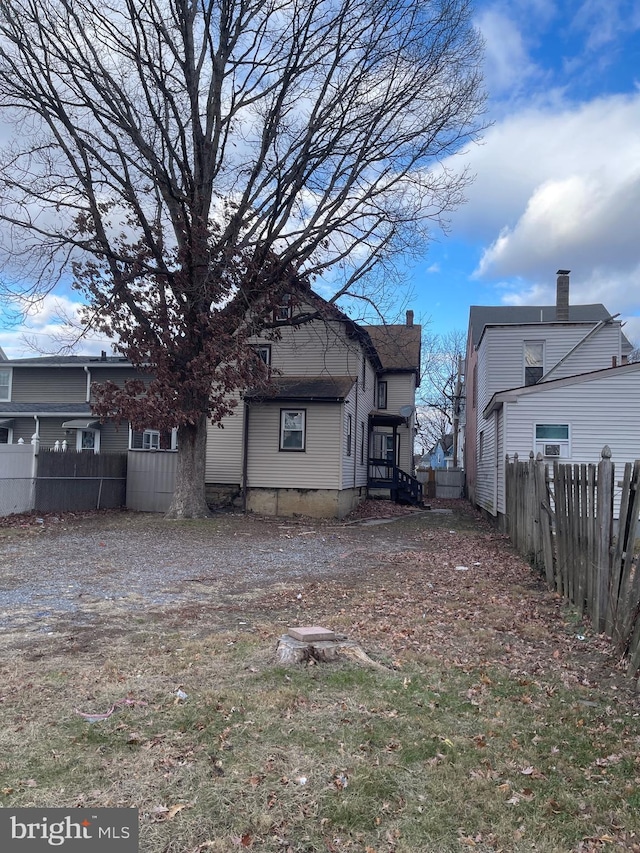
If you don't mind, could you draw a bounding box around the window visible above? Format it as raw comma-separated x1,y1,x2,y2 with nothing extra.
479,430,484,461
535,423,570,458
346,414,352,456
253,345,271,366
280,409,305,451
77,429,100,453
377,381,387,410
524,341,544,386
361,356,367,390
130,428,176,450
0,428,9,444
274,293,293,321
0,368,11,401
360,422,365,464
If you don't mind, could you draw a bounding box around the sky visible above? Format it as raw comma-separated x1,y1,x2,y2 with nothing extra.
1,0,639,357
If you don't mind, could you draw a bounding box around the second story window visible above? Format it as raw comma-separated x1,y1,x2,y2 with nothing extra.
253,345,271,366
0,368,11,401
275,293,293,321
524,341,544,386
377,381,387,410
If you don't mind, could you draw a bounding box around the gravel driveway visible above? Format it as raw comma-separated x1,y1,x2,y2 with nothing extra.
0,507,432,641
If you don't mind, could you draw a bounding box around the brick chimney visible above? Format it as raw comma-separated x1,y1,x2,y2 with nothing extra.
406,310,414,327
556,270,570,321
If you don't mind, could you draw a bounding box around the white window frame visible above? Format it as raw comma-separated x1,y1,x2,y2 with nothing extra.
0,367,12,401
280,409,306,451
377,380,387,410
524,341,545,386
254,344,271,366
535,423,570,459
129,426,178,451
76,428,100,453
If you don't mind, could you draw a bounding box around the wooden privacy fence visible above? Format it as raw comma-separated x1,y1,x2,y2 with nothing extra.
505,447,640,688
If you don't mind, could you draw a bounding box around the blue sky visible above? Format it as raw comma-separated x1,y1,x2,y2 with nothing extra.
411,0,640,346
1,0,639,357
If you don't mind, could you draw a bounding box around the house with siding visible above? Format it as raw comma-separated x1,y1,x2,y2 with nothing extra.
464,270,636,525
0,287,421,518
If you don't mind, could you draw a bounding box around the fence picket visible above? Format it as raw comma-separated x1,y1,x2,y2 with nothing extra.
505,447,640,689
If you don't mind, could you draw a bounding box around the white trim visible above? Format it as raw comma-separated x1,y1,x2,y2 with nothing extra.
0,366,12,401
75,428,100,453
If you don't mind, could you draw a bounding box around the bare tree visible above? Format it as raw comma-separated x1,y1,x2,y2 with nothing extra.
0,0,484,516
416,328,465,457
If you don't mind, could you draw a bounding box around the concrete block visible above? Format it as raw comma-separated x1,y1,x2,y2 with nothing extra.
287,625,336,642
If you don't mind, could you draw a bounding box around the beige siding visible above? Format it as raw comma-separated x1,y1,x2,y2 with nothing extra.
341,378,371,489
12,368,87,402
247,402,341,490
254,320,363,379
205,394,245,485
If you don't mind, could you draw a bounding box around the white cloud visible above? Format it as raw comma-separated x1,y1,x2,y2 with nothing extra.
1,294,114,359
441,90,640,320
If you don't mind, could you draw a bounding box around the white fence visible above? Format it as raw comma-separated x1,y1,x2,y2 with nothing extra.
0,444,36,515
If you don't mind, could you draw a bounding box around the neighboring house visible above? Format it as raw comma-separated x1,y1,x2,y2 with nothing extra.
464,270,635,524
0,354,145,452
428,434,454,469
0,285,421,518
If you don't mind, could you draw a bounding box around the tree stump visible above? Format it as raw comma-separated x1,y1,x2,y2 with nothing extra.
275,634,388,670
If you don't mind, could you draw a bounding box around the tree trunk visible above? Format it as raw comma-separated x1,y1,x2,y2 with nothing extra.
165,413,211,518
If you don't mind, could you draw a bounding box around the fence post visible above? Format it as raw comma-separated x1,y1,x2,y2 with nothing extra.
595,445,614,633
535,453,555,588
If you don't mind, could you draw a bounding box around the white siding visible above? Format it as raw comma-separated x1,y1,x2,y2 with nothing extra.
500,367,640,514
480,323,622,399
247,402,342,490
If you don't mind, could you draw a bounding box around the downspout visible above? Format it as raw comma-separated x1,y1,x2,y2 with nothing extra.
352,379,358,488
241,400,250,512
84,366,91,402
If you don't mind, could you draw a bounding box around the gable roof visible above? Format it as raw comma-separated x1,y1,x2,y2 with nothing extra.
468,304,624,349
363,324,422,380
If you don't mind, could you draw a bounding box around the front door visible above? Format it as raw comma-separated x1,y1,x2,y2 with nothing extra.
372,432,395,479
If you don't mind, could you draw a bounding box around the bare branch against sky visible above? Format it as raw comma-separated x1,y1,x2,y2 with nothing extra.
0,0,485,515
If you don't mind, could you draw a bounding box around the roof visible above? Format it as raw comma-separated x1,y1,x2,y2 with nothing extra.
0,402,93,415
245,376,355,403
468,304,622,349
2,355,131,366
483,359,640,418
363,324,422,378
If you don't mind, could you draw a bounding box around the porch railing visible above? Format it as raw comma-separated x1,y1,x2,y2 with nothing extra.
368,457,423,505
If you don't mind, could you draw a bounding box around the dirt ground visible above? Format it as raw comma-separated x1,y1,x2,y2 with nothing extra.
0,499,633,702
